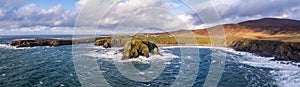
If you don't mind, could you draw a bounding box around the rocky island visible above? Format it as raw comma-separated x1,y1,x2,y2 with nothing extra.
10,38,72,47
94,37,161,59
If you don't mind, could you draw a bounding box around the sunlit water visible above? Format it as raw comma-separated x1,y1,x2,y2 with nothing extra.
0,35,299,87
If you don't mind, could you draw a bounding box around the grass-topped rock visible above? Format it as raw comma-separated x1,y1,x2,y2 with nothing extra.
10,38,72,47
95,38,161,60
121,39,160,60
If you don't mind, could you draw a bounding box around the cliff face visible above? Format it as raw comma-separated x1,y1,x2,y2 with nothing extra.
229,39,300,62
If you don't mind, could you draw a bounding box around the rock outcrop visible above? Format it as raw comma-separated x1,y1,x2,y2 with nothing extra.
95,38,112,48
121,39,160,60
10,38,72,47
95,38,161,60
229,39,300,62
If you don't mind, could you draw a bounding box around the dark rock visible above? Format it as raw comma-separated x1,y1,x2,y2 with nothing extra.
95,38,112,48
229,39,300,62
10,38,72,47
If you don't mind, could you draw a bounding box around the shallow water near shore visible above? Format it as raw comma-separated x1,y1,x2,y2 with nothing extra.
0,35,300,87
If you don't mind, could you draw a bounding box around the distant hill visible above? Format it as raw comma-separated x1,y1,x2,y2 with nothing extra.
239,18,300,34
155,18,298,36
150,18,300,42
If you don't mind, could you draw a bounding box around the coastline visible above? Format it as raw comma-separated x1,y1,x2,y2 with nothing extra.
229,39,300,62
7,37,300,63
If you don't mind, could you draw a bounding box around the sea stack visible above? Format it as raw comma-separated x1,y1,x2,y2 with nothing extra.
121,39,160,60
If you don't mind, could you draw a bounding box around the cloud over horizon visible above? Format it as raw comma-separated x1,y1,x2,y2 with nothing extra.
0,0,300,35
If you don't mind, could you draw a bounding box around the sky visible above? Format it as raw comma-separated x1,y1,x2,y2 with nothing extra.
0,0,300,35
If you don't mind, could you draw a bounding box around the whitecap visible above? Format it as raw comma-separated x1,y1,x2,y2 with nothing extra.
0,44,16,49
0,44,39,49
84,46,178,63
85,45,300,86
207,46,300,87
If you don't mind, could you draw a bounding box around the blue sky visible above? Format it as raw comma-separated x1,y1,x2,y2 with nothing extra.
27,0,78,11
0,0,300,35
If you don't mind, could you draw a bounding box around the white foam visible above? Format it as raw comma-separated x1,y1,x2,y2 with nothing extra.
12,38,35,40
0,44,39,49
85,45,300,86
206,46,300,87
0,44,16,49
84,47,178,63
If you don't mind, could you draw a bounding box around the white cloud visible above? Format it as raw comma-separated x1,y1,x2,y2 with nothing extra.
0,3,76,29
2,0,300,35
5,26,73,35
0,9,6,17
93,0,188,33
176,0,300,28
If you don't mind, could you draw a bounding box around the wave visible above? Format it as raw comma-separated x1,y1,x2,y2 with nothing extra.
0,44,16,49
84,45,300,86
0,44,40,49
209,46,300,87
84,46,179,63
162,46,300,86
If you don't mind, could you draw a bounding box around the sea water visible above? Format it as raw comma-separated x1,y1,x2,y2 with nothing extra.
0,35,299,87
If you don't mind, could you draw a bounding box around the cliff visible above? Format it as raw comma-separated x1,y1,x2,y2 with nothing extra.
229,39,300,62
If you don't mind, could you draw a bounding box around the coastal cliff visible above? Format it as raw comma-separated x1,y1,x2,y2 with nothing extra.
229,39,300,62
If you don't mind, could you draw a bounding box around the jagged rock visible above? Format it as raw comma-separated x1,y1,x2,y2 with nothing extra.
95,38,111,48
229,39,300,62
10,38,72,47
121,39,160,60
94,38,161,59
49,40,72,46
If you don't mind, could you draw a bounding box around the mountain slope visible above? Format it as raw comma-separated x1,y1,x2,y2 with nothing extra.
239,18,300,34
151,18,300,43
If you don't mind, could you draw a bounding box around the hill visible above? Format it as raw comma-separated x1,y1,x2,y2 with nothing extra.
152,18,300,43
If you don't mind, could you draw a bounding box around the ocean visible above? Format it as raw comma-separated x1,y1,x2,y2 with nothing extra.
0,35,299,87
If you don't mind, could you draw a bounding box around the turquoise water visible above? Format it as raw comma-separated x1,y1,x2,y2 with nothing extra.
0,35,299,87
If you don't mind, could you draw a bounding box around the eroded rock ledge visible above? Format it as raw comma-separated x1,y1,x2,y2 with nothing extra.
229,39,300,62
10,38,72,47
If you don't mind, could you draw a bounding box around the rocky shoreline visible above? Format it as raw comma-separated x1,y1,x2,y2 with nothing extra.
10,37,300,62
10,38,72,47
229,39,300,62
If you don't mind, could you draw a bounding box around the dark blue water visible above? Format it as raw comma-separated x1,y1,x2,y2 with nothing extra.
0,35,297,87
